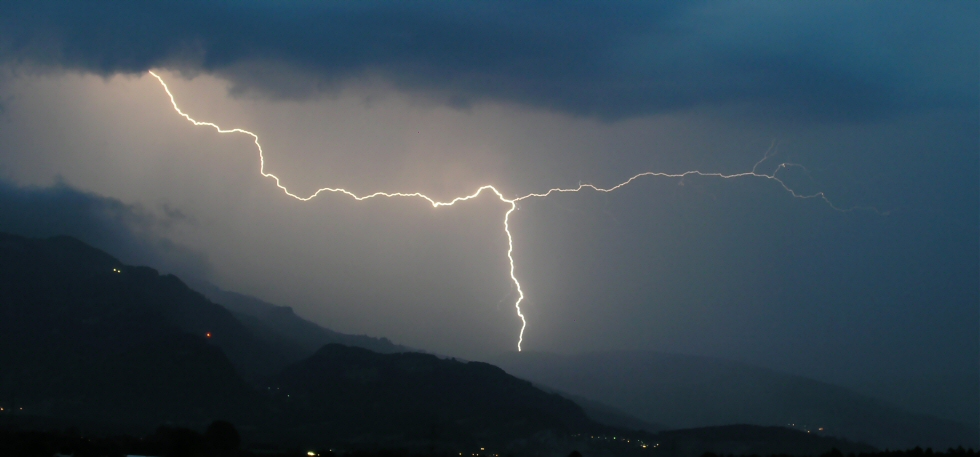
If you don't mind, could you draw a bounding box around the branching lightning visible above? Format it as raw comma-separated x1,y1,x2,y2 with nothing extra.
147,70,881,352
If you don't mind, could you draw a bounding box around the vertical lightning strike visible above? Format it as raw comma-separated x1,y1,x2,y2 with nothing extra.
148,71,530,349
146,70,880,352
502,202,526,350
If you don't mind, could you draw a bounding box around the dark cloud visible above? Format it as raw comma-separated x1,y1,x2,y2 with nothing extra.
0,178,210,279
0,1,974,121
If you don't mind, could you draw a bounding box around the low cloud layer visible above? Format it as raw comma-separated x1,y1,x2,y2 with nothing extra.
0,179,210,279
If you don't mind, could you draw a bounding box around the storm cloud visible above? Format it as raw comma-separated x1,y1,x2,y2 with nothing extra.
0,1,974,121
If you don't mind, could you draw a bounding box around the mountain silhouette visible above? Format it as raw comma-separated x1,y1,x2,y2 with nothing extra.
0,233,257,428
186,280,684,441
186,278,413,358
259,344,598,449
2,232,966,453
0,233,609,450
490,351,978,450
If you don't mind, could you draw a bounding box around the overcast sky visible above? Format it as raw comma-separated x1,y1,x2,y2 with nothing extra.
0,1,976,427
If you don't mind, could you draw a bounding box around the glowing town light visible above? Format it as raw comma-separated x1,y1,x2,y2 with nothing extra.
146,71,881,351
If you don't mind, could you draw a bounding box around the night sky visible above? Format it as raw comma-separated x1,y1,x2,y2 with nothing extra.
0,1,976,428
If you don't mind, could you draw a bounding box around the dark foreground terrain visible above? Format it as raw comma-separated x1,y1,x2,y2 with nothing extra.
0,424,974,457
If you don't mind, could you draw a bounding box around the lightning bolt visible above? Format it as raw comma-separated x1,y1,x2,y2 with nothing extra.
147,70,882,351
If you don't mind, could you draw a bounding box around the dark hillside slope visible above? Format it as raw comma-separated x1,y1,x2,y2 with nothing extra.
0,233,259,428
261,344,601,449
0,234,622,449
187,279,413,357
560,392,667,433
0,233,298,382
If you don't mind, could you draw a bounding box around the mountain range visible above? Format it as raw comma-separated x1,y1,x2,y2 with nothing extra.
0,233,615,453
0,232,973,453
489,351,978,450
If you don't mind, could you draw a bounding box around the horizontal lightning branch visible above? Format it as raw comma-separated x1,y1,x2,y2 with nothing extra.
147,70,880,352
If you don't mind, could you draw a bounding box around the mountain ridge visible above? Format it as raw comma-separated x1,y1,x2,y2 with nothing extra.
0,232,622,451
0,232,971,452
489,350,978,450
185,278,414,358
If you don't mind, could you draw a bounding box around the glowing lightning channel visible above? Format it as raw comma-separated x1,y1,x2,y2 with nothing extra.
148,71,529,349
147,70,880,352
